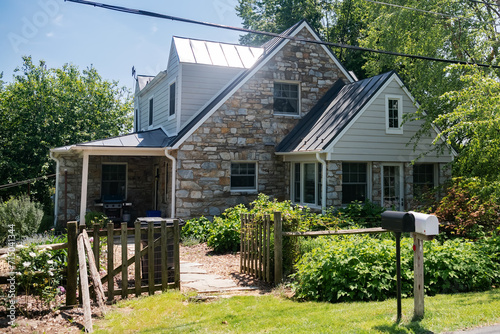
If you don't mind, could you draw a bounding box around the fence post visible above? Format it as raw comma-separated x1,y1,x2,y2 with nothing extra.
274,212,283,285
413,234,425,319
66,221,78,306
173,219,180,289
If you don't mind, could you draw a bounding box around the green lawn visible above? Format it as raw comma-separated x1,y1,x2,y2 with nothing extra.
94,289,500,333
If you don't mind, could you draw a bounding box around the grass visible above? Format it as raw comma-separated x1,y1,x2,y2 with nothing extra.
94,288,500,333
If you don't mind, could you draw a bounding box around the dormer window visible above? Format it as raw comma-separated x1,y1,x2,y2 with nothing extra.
274,82,299,115
386,95,403,134
169,82,176,117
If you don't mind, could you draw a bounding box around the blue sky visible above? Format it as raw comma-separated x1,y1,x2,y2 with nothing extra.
0,0,243,91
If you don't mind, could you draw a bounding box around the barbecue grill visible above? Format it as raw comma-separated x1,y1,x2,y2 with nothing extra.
95,196,132,225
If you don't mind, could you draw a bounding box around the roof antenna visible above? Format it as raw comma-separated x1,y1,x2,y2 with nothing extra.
131,66,137,80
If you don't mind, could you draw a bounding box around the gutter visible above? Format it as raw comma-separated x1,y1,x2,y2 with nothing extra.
316,153,327,214
49,152,60,227
164,149,177,218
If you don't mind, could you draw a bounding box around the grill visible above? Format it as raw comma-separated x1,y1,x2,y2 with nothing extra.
97,197,132,225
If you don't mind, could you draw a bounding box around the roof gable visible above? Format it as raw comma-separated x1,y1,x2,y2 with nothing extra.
277,71,395,153
171,20,353,149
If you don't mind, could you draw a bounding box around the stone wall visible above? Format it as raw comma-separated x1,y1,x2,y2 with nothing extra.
175,27,349,219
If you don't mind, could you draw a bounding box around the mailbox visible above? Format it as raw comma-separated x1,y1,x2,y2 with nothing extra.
409,211,439,236
381,211,415,233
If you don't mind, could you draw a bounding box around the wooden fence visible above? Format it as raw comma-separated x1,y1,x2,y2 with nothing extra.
66,219,180,306
240,212,388,285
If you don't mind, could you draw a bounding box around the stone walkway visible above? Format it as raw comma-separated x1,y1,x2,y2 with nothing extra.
180,261,256,293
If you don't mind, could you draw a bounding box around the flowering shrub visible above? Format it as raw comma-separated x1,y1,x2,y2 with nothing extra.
15,244,66,309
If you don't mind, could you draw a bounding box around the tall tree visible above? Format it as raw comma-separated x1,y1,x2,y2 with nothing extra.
237,0,369,77
0,56,133,208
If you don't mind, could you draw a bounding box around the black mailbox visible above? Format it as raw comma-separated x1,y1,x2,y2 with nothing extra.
381,211,415,233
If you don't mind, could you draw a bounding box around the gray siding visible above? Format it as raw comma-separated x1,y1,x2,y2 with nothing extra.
180,63,243,128
330,80,452,163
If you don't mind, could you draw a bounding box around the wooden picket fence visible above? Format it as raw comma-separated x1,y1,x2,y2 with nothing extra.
66,219,180,306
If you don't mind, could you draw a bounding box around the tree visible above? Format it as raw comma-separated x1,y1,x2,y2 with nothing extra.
236,0,368,77
0,56,133,209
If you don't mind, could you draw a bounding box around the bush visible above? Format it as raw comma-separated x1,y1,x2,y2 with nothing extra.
292,234,500,303
0,196,44,245
15,243,67,309
207,216,241,253
434,177,500,238
181,216,212,243
328,200,385,228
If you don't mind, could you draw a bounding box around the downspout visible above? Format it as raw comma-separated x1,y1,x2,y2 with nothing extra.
49,152,60,227
316,153,327,214
164,149,177,218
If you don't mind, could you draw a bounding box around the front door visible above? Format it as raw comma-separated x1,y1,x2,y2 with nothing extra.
381,164,404,210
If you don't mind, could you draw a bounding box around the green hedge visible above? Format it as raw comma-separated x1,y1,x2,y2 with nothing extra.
292,233,500,303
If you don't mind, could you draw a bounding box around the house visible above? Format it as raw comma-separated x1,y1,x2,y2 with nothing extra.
50,21,453,226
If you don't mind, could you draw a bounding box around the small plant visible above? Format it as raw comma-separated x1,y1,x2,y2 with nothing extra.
15,244,66,310
0,196,44,245
85,211,111,229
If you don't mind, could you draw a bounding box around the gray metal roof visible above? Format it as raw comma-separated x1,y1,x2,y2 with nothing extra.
173,36,264,69
276,71,395,153
74,129,174,148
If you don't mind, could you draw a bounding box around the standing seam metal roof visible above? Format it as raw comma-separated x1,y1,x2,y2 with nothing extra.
276,71,395,153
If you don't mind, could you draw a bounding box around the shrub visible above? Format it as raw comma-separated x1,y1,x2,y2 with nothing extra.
292,234,500,303
207,216,241,253
328,200,385,228
434,177,500,238
181,216,212,243
15,244,67,309
0,196,44,245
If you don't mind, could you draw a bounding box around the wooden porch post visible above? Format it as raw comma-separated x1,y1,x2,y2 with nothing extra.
79,151,89,226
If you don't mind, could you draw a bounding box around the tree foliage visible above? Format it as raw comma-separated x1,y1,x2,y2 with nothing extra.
0,56,133,207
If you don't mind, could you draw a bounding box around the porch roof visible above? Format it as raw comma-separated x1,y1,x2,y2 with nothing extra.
51,128,175,153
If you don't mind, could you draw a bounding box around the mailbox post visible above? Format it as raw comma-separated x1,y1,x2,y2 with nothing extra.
381,211,415,322
409,211,439,319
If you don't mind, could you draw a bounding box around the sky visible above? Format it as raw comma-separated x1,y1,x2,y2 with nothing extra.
0,0,243,91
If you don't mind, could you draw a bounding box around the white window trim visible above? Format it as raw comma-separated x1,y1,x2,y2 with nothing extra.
385,94,403,134
148,96,154,129
291,162,322,208
273,81,301,117
101,162,128,200
230,161,258,193
168,80,177,121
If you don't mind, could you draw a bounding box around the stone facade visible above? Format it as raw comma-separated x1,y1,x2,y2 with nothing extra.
175,28,349,219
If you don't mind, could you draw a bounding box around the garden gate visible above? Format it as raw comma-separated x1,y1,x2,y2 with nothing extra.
66,220,180,306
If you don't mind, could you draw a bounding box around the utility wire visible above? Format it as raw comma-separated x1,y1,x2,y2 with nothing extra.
0,174,56,190
65,0,500,69
363,0,459,19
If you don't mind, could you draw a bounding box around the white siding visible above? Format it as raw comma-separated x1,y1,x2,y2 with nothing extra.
180,63,243,127
330,80,452,163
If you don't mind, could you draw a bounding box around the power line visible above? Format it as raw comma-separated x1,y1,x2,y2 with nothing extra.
65,0,500,69
0,174,56,191
363,0,459,19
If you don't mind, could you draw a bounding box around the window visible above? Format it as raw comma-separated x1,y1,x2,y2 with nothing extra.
342,163,367,204
386,95,403,134
148,98,154,126
231,163,257,191
102,164,127,201
134,109,139,131
413,164,435,196
169,82,176,117
274,82,299,115
293,163,322,206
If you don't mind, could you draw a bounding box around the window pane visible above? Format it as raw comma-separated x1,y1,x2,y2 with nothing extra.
388,99,399,128
169,83,176,116
294,163,301,203
274,83,299,114
149,98,154,126
413,164,434,196
342,163,367,204
304,163,316,204
231,163,256,190
102,164,127,201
